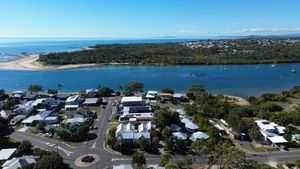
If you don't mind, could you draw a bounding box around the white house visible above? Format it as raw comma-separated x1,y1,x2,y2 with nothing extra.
119,96,153,122
172,132,187,140
83,98,99,106
145,91,158,100
0,110,13,119
255,119,288,146
116,122,151,142
190,131,209,141
0,148,16,160
65,95,83,110
12,90,27,99
181,118,199,132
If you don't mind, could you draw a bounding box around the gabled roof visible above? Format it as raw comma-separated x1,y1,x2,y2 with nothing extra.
190,131,209,141
138,124,148,133
66,95,80,103
121,96,142,103
83,98,98,104
2,156,39,169
181,118,199,130
172,132,187,140
0,148,16,160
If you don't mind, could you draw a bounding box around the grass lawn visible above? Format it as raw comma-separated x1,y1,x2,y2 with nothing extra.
13,125,23,131
249,143,278,152
108,122,119,129
89,106,103,115
51,135,86,147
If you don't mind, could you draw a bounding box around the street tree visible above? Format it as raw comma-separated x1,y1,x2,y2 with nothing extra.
132,151,146,169
27,84,43,94
125,82,144,93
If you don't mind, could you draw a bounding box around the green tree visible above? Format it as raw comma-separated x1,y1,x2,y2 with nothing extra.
136,136,149,151
108,127,116,137
34,153,66,169
188,84,205,93
161,88,174,94
27,84,43,94
160,152,172,167
132,151,146,169
99,87,115,97
295,160,300,168
16,141,32,157
125,82,144,93
56,128,72,141
154,108,180,130
47,89,58,94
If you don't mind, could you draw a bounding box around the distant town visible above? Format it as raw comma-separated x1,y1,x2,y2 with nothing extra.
1,82,300,169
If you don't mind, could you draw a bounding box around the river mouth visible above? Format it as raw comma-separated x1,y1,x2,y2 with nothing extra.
0,63,299,97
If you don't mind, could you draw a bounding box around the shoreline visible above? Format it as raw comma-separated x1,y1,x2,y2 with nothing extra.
0,54,99,71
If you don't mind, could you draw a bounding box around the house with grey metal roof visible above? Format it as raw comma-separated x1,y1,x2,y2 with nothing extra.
2,156,39,169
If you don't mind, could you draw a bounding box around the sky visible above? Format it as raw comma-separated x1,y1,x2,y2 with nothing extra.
0,0,300,38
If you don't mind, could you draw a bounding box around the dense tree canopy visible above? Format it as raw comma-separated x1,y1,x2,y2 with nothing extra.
39,39,300,65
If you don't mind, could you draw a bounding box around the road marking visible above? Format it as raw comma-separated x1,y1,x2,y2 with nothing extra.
91,142,96,149
111,158,131,162
58,146,73,157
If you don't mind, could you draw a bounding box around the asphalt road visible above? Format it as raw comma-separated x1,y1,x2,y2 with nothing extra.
9,97,300,169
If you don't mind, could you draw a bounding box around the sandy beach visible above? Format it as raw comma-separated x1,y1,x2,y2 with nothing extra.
0,54,97,71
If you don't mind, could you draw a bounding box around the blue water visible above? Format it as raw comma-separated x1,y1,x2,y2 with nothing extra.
0,38,300,97
0,64,299,97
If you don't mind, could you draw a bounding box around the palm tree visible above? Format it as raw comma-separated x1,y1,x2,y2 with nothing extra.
160,151,172,167
132,151,146,169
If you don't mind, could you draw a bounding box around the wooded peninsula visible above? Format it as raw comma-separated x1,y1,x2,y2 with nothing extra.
38,38,300,65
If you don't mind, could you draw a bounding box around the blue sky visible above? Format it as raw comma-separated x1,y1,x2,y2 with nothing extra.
0,0,300,38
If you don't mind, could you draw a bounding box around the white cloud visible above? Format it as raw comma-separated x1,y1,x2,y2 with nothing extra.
234,28,300,34
176,29,197,33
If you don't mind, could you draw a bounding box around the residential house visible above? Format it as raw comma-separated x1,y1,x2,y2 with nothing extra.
14,101,34,115
172,132,187,140
65,95,83,110
10,115,27,125
85,88,98,97
116,122,151,143
255,119,288,147
145,91,158,100
181,118,199,132
65,108,94,128
56,94,71,100
119,96,153,122
158,93,172,102
173,93,183,101
21,110,58,125
190,131,209,141
2,156,39,169
0,110,14,119
41,98,61,110
12,90,27,99
0,148,16,160
83,98,99,106
167,124,182,132
22,94,37,101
